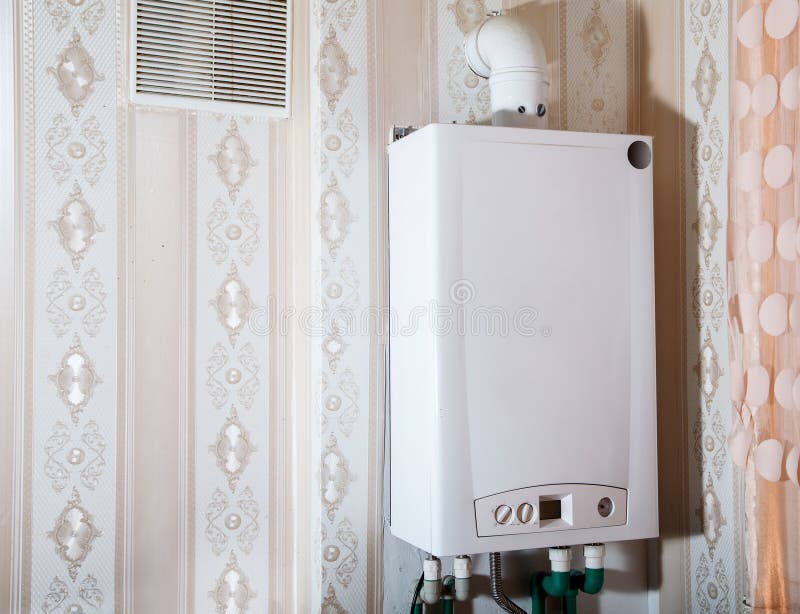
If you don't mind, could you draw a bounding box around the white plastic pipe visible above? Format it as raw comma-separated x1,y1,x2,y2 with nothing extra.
464,14,549,128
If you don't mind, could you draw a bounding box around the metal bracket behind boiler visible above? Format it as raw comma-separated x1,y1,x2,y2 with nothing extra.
391,126,419,142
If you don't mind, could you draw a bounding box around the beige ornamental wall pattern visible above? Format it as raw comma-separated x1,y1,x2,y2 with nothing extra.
682,1,749,612
195,115,272,613
13,0,279,610
310,0,378,611
19,0,124,610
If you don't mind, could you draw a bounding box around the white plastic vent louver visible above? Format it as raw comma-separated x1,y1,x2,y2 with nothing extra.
133,0,290,115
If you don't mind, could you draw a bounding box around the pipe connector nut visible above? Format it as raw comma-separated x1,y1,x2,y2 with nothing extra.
421,557,442,605
423,557,442,581
583,543,606,570
548,546,573,573
453,555,472,579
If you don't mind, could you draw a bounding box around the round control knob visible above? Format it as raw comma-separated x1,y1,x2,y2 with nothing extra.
517,502,535,524
597,497,614,518
494,504,513,524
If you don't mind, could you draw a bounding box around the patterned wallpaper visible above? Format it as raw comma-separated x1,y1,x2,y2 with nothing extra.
682,1,748,612
7,0,748,612
560,0,634,132
436,0,503,123
195,116,271,613
23,0,122,610
310,1,377,611
13,0,275,610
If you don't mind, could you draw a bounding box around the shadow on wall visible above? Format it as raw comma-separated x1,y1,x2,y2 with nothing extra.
637,0,704,602
381,1,702,612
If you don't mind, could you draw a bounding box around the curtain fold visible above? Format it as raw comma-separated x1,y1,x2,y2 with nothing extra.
730,0,800,609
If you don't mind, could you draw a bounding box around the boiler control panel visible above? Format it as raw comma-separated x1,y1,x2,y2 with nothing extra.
474,484,628,537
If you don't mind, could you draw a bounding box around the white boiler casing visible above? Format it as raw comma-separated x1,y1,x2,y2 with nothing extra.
388,124,658,556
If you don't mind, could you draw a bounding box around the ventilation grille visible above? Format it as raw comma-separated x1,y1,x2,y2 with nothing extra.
134,0,289,111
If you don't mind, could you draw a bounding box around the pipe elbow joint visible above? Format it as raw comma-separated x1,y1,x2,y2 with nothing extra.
421,557,442,605
453,577,470,601
465,15,547,78
581,544,605,594
582,568,604,595
541,571,571,598
464,15,550,128
541,546,573,597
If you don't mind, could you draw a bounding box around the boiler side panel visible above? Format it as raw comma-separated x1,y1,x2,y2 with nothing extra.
388,131,438,552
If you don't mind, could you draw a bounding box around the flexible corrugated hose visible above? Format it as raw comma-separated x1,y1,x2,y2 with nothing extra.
489,552,526,614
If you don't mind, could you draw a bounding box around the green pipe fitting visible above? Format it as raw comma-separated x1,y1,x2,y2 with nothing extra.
532,571,579,613
531,572,547,614
412,602,422,614
531,544,606,613
439,574,456,613
441,596,454,614
541,571,571,598
582,544,606,595
532,574,580,614
582,567,604,595
442,575,455,592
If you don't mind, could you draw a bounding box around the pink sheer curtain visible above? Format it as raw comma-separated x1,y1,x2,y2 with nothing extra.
730,0,800,609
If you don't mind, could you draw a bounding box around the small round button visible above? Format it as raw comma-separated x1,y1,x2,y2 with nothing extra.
494,504,513,524
517,502,536,524
598,497,614,518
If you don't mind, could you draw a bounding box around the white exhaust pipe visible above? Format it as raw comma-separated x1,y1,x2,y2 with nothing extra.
464,14,549,128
